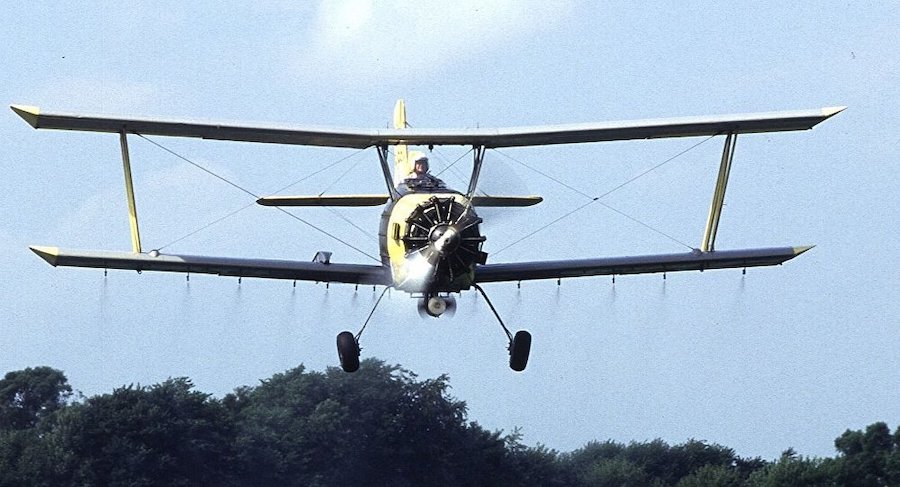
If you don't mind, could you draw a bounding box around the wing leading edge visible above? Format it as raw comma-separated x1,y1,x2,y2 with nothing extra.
11,105,844,149
474,246,812,283
30,246,391,285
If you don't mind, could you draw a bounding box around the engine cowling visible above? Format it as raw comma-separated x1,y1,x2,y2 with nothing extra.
401,196,486,292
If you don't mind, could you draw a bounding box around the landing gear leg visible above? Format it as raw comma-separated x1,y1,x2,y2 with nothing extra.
336,286,390,373
473,284,531,372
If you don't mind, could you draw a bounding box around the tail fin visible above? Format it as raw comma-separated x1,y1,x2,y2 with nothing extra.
393,99,411,186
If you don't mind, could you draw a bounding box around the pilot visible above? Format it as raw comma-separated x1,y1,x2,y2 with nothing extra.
402,154,445,191
410,155,431,179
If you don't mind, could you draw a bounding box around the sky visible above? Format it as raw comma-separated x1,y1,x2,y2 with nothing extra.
2,1,898,460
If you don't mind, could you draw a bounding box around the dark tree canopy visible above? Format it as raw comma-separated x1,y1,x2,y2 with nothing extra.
1,362,899,486
225,359,512,486
0,366,71,430
60,378,236,486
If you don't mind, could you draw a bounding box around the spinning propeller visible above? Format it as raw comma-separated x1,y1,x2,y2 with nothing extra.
402,196,486,289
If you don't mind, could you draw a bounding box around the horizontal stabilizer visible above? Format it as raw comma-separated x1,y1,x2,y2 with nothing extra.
257,195,543,207
471,195,543,207
11,105,845,149
30,246,390,285
257,195,390,207
475,246,813,283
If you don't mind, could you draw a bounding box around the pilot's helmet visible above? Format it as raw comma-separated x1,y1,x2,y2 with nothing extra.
413,155,429,173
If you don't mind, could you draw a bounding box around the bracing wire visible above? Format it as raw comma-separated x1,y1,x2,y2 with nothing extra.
157,146,368,249
312,153,379,239
493,150,595,200
431,147,474,187
491,135,717,255
403,120,472,189
317,152,368,196
158,202,257,251
136,134,381,262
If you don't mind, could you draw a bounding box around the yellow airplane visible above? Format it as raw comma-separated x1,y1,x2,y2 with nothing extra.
11,101,844,372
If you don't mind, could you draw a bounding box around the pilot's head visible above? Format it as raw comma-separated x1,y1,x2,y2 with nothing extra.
413,155,429,175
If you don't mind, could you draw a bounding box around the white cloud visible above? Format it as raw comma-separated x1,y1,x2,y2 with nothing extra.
33,76,161,114
290,0,575,86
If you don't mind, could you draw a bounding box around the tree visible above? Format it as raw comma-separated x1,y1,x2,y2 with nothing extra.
675,465,742,487
579,457,651,486
744,449,834,486
504,431,574,487
9,361,900,486
0,367,74,486
832,422,898,486
672,439,739,479
564,438,759,486
0,366,71,430
60,378,236,486
227,359,515,486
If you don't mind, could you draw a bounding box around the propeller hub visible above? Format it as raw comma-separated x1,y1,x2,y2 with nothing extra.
429,224,460,255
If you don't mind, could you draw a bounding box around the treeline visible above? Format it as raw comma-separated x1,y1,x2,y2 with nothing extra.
1,363,898,486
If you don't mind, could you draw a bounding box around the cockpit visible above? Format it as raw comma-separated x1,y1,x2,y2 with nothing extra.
397,154,450,194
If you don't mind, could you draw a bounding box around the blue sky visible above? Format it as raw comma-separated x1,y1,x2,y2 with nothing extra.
2,1,898,459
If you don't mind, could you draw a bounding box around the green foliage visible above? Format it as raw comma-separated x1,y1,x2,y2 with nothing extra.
59,377,235,486
563,438,752,486
830,422,900,486
0,367,74,486
0,427,71,487
505,432,574,487
675,464,742,487
581,457,654,486
0,366,71,430
744,449,835,486
227,359,511,486
1,362,900,486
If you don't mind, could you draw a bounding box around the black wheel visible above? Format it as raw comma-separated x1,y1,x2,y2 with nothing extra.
337,331,360,373
509,330,532,372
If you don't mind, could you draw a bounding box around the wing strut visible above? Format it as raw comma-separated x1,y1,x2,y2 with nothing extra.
466,145,486,198
376,145,400,201
119,131,142,253
701,133,737,252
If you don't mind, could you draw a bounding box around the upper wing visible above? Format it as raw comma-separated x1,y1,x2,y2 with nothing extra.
30,246,391,285
12,105,844,149
474,246,812,283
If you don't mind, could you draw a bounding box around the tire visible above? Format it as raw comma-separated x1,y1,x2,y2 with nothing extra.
336,331,360,373
509,330,532,372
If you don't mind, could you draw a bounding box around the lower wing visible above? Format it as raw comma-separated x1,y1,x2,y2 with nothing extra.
474,246,812,283
30,246,391,285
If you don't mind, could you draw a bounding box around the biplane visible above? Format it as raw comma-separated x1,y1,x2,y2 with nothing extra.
11,101,844,372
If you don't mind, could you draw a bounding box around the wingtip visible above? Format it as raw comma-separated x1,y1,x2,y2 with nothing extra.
11,104,41,128
793,245,815,256
822,106,847,118
29,245,60,266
